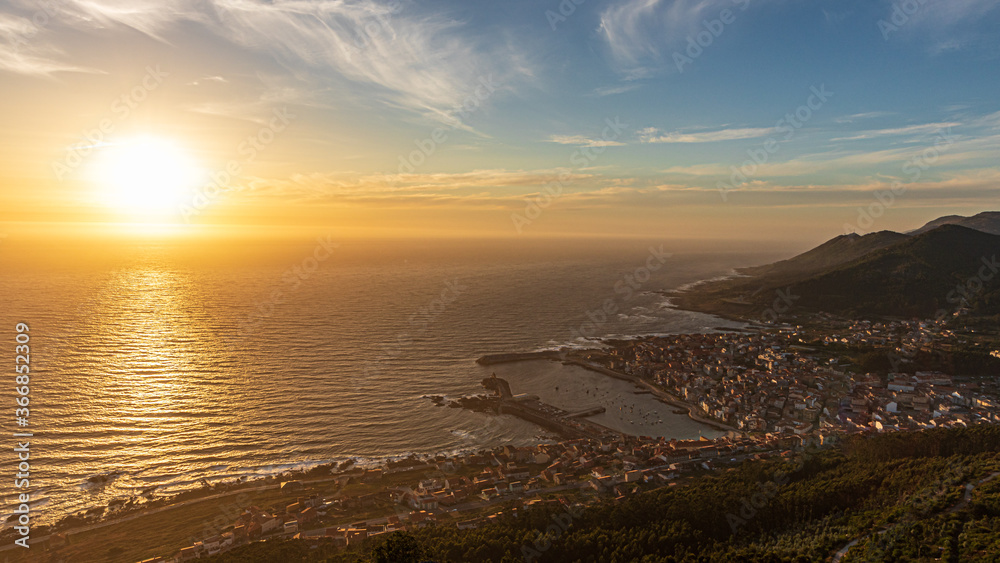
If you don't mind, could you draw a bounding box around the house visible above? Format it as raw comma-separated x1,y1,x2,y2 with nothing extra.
457,518,482,530
409,510,430,524
299,506,318,525
409,495,439,510
346,528,368,544
888,379,916,392
480,487,500,500
284,520,299,534
203,536,222,555
259,516,281,534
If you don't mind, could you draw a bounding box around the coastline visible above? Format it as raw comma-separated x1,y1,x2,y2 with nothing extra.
29,270,750,539
659,266,769,324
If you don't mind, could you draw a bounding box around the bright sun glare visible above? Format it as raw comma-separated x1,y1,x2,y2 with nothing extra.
92,137,202,218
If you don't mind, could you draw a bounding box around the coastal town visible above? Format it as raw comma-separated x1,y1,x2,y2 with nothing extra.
91,316,1000,562
590,318,1000,437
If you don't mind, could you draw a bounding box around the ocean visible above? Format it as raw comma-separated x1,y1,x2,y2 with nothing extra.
0,236,783,524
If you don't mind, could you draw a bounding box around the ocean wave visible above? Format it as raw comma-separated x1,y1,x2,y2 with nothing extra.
616,313,659,323
672,270,747,292
80,471,126,491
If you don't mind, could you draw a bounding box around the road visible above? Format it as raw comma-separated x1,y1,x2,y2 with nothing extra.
0,473,354,553
296,483,588,539
831,471,1000,562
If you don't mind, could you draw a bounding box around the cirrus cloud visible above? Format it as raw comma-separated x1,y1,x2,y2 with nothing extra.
637,125,772,143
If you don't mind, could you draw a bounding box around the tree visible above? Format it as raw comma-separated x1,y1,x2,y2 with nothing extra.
371,531,424,563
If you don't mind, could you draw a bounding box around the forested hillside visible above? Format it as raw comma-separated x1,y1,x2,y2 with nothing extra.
202,425,1000,562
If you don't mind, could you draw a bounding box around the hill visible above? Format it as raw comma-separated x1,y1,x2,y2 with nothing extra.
198,425,1000,562
790,225,1000,318
675,224,1000,320
910,211,1000,236
740,230,910,281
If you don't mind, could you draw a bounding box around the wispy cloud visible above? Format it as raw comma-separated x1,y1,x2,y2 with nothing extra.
592,83,640,97
833,111,894,124
246,169,599,202
235,167,1000,213
880,0,1000,51
188,75,228,86
184,73,321,125
0,13,100,76
971,110,1000,129
599,0,751,76
638,126,772,143
661,129,1000,179
546,135,626,147
2,0,533,124
832,122,961,141
889,0,999,28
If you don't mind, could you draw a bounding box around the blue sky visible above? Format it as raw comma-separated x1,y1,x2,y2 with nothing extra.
1,0,999,239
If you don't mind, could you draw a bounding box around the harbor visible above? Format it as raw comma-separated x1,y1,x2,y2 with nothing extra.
448,373,621,440
475,350,735,435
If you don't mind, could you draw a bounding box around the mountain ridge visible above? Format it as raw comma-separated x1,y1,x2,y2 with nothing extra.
909,211,1000,236
675,214,1000,320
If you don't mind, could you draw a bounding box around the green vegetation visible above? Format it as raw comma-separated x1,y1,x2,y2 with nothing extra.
199,425,1000,562
825,342,1000,377
791,225,1000,318
677,224,1000,320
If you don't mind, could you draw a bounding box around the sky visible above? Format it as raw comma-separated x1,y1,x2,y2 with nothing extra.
1,0,999,243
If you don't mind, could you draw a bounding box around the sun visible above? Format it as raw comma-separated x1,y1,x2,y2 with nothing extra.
91,137,203,218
